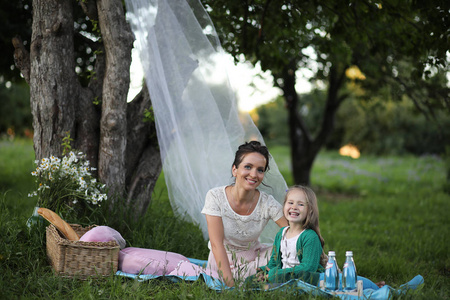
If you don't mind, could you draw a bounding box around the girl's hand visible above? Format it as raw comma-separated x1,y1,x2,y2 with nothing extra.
256,268,269,282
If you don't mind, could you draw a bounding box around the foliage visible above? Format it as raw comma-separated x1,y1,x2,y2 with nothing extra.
61,131,74,155
357,58,449,130
0,0,32,82
143,107,155,123
28,151,107,222
255,90,330,148
0,0,102,85
255,87,450,156
202,0,449,184
203,0,448,99
0,81,31,137
333,96,450,155
253,96,288,146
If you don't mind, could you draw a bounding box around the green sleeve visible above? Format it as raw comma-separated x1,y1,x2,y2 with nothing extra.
266,229,323,285
267,267,320,285
293,229,323,273
260,227,285,272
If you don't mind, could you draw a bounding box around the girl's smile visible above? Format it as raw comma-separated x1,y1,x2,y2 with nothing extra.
284,189,308,225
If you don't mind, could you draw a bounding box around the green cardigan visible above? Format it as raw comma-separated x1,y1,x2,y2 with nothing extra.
259,227,325,284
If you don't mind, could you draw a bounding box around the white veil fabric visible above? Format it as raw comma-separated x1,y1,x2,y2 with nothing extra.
124,0,287,243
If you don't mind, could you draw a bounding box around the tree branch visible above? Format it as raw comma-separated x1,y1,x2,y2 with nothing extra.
12,36,30,83
258,0,271,39
282,60,313,144
242,0,249,52
293,106,313,143
313,66,348,152
79,0,98,21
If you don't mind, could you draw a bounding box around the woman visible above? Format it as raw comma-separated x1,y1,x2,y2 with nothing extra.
201,141,288,287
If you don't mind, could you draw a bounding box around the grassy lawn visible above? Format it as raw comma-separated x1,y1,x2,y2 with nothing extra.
0,139,448,299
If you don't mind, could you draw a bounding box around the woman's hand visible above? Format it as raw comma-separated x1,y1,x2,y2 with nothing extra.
206,215,235,287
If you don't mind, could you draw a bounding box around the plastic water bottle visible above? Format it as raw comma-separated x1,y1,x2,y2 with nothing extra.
324,251,339,290
342,251,357,291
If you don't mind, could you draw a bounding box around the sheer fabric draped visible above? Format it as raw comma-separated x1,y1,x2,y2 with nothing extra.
124,0,287,242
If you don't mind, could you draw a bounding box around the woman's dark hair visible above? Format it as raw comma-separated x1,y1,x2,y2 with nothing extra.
232,141,271,171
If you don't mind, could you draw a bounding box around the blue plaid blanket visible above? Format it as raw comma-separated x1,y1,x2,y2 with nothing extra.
116,258,424,300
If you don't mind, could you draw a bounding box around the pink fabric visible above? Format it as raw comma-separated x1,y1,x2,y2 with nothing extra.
168,260,219,278
207,243,273,280
118,247,190,275
79,226,126,249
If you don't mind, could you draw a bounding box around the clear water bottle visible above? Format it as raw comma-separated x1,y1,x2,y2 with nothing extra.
26,206,44,229
324,251,339,290
342,251,357,291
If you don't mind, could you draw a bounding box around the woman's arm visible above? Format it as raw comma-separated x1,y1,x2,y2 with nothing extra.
275,216,288,227
205,214,234,287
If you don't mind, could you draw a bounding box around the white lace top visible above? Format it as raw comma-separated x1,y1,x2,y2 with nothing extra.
201,186,284,251
280,227,305,268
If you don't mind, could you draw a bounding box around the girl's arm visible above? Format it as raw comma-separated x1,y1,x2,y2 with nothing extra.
205,214,234,287
259,228,284,273
267,231,323,283
293,231,323,273
269,230,322,281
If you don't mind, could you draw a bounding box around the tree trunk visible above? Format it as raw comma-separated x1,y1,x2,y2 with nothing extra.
125,85,162,214
14,0,162,219
283,62,348,186
96,0,133,200
29,0,78,159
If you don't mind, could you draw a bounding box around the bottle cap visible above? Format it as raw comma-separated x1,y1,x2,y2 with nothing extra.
328,251,336,256
346,251,353,256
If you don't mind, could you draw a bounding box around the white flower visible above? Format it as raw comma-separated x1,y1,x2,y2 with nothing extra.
30,151,108,212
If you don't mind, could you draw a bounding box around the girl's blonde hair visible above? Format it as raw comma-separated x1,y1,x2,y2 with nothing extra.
284,185,327,267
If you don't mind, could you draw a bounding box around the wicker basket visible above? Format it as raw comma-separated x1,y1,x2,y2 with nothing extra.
46,224,119,278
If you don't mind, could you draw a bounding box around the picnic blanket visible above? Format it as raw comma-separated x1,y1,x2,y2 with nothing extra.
116,258,424,299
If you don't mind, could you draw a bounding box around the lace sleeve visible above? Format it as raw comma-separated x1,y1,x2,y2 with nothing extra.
201,188,222,217
267,195,284,222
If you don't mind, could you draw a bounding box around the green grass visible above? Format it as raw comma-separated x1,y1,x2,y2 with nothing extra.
0,138,36,218
0,139,448,299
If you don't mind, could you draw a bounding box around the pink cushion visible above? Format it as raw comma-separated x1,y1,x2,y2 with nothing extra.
79,226,126,249
168,260,219,278
118,247,190,275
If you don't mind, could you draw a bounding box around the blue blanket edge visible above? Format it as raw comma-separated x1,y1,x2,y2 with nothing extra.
115,258,424,299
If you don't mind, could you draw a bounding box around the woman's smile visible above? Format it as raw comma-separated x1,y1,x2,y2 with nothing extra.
232,152,267,190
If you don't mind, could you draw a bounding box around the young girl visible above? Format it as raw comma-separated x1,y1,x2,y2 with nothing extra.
249,185,386,290
251,185,326,285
